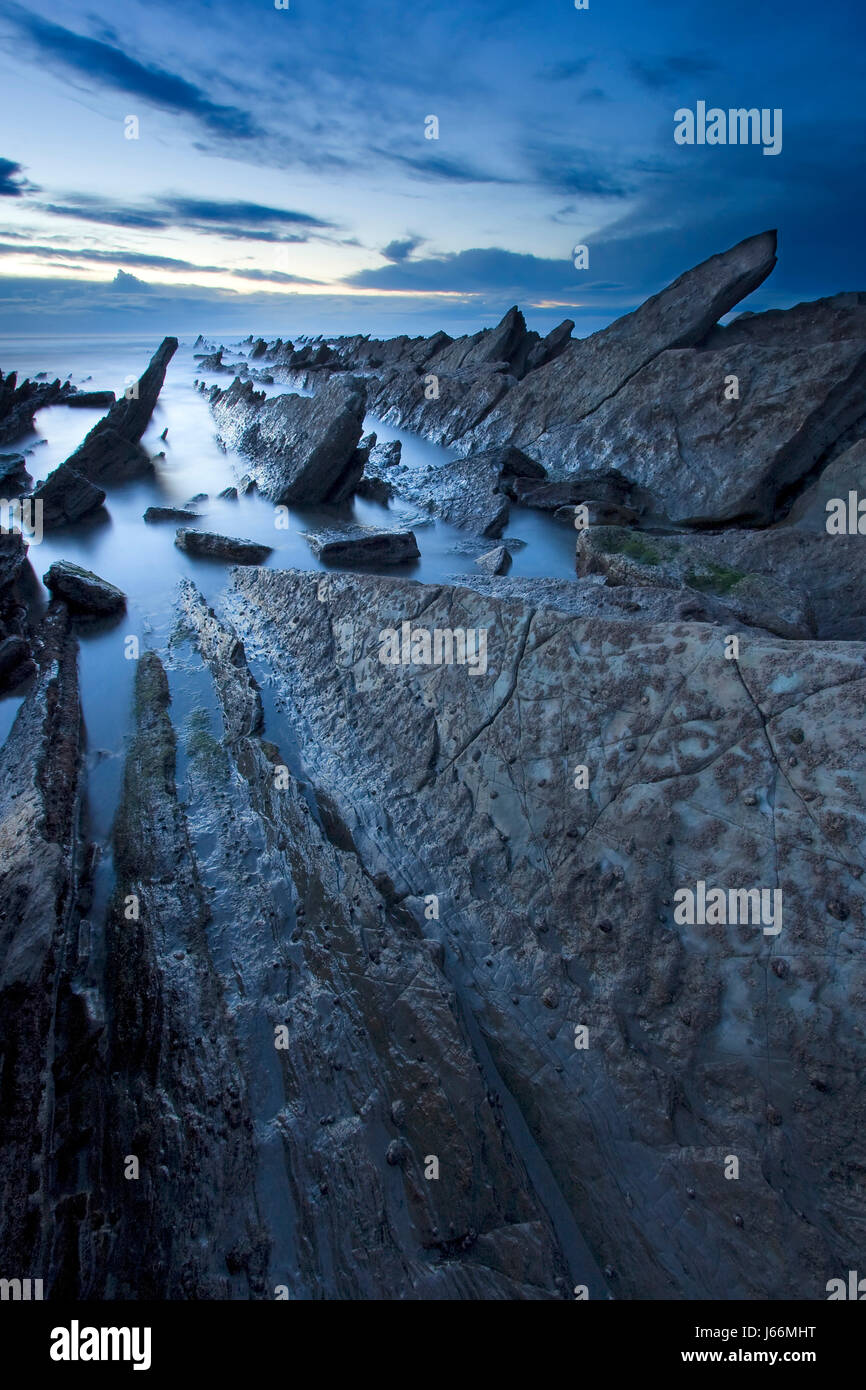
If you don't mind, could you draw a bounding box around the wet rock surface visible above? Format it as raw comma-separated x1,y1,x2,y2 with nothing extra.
304,526,421,566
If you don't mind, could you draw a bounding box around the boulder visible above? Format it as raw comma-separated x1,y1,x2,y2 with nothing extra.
174,529,273,564
43,560,127,615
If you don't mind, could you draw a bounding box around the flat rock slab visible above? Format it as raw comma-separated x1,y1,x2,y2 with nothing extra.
43,560,127,614
304,527,420,566
144,506,199,523
175,528,272,564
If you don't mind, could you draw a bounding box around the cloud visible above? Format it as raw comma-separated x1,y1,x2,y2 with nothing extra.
110,269,151,291
36,193,334,242
230,268,319,285
346,246,580,295
629,53,717,91
379,151,513,184
0,241,220,272
0,1,260,139
0,157,38,196
381,236,423,262
523,144,632,198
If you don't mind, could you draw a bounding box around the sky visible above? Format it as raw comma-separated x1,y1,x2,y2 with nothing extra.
0,0,863,339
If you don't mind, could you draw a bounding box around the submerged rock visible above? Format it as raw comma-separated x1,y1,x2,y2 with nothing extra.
43,560,127,615
175,528,273,564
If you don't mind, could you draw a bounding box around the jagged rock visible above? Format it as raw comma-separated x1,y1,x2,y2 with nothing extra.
43,560,127,615
369,439,402,469
0,531,27,589
577,526,813,639
144,505,200,523
476,544,511,575
250,338,268,359
227,566,866,1300
421,446,545,536
218,486,239,501
175,529,272,564
210,375,367,505
304,527,420,566
0,370,75,445
0,451,29,483
33,466,106,527
185,493,209,507
458,230,779,461
0,606,86,1283
33,339,178,525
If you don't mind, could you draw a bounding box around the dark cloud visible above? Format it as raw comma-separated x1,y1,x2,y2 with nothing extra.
111,269,151,291
36,194,333,242
524,144,632,198
0,1,260,139
381,236,423,262
380,151,513,184
347,247,579,295
0,241,220,271
629,53,717,91
0,157,38,197
230,268,319,285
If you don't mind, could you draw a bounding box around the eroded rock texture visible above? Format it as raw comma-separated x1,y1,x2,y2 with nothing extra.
223,567,866,1301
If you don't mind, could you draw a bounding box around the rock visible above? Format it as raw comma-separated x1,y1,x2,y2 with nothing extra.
423,446,545,536
458,230,779,459
174,529,273,564
59,337,178,485
64,390,116,408
144,506,200,523
33,339,178,525
0,531,27,589
218,486,239,501
576,526,814,639
185,493,209,507
32,466,107,527
0,370,75,445
43,560,127,615
0,634,34,690
0,606,86,1283
0,451,29,484
237,474,256,496
786,438,866,532
476,544,511,575
304,527,420,566
369,440,402,469
210,375,367,505
356,476,394,504
227,565,866,1300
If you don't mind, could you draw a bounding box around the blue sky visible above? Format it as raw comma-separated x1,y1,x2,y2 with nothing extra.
0,0,863,337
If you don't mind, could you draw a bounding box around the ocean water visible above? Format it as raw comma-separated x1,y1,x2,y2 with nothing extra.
0,333,579,771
